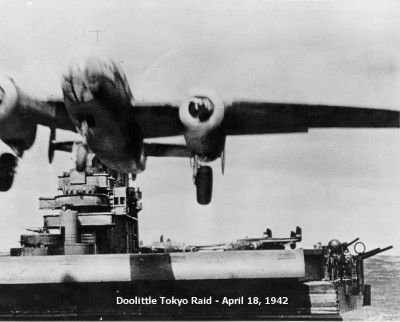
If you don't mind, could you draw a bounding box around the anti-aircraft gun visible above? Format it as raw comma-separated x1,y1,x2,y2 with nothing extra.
324,237,393,308
325,237,361,282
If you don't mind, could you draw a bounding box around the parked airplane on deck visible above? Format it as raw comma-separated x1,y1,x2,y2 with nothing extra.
139,227,302,253
0,56,399,204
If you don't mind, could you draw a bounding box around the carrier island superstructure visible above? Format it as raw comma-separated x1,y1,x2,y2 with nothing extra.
0,157,393,320
11,159,142,257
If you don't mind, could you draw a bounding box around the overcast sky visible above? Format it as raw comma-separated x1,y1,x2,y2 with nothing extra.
0,0,399,254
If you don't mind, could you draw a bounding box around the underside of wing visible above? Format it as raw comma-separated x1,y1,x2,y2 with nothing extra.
258,238,297,244
0,75,76,156
144,142,191,158
126,103,183,138
224,101,400,135
40,100,77,132
18,95,76,132
308,105,399,128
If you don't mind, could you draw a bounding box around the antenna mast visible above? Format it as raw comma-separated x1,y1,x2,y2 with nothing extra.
89,30,106,44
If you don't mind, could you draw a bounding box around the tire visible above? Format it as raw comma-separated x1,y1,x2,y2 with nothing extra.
0,153,17,192
196,166,213,205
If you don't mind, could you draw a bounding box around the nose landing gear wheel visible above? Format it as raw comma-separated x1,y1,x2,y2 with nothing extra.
0,153,17,192
195,166,213,205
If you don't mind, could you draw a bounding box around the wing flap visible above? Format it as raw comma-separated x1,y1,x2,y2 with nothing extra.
224,101,400,135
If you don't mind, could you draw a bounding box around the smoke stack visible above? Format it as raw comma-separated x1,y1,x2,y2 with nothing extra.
60,209,79,245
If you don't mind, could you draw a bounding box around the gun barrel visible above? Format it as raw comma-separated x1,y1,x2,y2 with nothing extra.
379,245,393,254
360,245,393,260
358,247,381,259
347,238,360,246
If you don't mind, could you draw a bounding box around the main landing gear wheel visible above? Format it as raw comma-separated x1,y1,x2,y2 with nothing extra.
0,153,17,192
195,166,213,205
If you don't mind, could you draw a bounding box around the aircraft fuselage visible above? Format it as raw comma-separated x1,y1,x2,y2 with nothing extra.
62,58,146,173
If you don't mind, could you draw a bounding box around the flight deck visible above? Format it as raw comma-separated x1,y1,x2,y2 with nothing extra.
0,158,392,320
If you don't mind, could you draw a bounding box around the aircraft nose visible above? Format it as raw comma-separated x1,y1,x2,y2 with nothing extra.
63,60,94,103
84,56,116,84
62,56,116,103
62,55,132,105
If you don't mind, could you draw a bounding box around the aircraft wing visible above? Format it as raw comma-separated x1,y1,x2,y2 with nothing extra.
3,94,398,150
12,93,76,133
236,237,299,244
126,103,184,138
26,99,76,133
128,101,399,140
144,142,192,158
39,100,400,138
190,243,227,248
0,85,75,156
223,101,400,135
258,238,298,244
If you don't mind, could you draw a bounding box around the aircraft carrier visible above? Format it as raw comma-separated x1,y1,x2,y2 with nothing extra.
0,157,392,320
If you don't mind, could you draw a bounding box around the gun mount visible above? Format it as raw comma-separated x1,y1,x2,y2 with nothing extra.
323,237,393,311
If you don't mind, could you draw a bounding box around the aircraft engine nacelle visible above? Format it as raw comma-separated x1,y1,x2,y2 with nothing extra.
0,76,37,153
179,89,225,161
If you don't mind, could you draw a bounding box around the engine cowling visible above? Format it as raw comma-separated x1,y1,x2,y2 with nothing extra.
179,89,225,161
0,76,37,153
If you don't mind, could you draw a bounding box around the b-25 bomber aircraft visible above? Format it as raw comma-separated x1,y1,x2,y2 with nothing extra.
139,227,302,253
0,56,399,204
